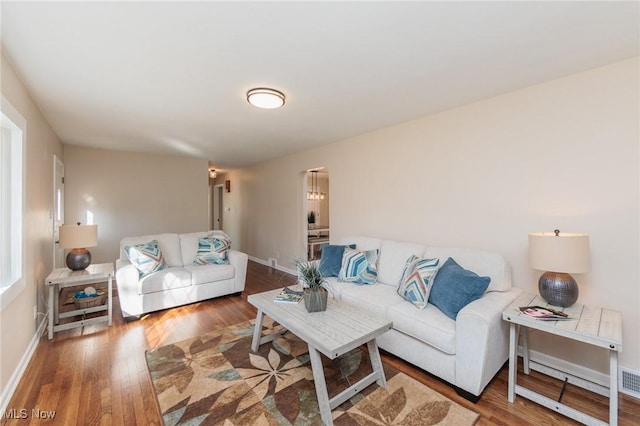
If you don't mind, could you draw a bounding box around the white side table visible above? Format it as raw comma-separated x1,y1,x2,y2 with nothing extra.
503,293,622,426
45,263,114,340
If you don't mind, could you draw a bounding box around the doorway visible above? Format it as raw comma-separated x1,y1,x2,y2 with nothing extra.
213,184,224,230
53,155,64,268
305,168,329,260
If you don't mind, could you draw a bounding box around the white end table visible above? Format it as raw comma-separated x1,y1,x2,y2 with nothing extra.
503,293,623,426
45,263,114,340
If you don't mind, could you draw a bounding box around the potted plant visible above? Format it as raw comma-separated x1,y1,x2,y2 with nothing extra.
295,259,328,312
307,211,316,228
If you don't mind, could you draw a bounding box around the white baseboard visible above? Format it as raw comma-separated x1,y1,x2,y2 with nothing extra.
519,346,610,388
518,348,640,400
536,350,610,386
248,256,297,276
0,317,47,414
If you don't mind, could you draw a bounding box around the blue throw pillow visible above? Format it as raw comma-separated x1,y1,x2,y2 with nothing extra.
429,257,491,319
318,244,355,277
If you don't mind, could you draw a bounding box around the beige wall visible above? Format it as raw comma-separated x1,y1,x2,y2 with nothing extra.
237,58,639,372
0,55,63,394
63,145,209,263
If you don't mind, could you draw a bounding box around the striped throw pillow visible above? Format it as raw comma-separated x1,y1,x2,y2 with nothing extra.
338,248,379,285
193,236,231,265
125,239,166,278
397,255,440,309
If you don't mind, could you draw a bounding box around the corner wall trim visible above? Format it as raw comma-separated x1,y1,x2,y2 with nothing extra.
0,318,46,414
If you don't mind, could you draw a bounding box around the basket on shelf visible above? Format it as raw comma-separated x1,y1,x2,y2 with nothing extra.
74,289,106,310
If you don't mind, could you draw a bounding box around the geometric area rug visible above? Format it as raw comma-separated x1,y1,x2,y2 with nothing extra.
145,319,479,425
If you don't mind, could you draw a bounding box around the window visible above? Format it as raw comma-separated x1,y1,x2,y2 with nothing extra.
0,96,25,310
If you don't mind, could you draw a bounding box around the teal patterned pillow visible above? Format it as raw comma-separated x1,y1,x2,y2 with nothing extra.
125,240,166,277
397,255,440,309
338,248,379,285
194,236,231,265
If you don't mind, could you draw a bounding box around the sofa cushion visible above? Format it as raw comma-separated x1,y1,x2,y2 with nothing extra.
184,264,235,285
125,240,167,278
377,240,427,286
319,244,355,277
138,267,192,294
120,233,182,267
193,236,231,265
340,283,404,318
424,247,510,292
386,303,456,355
338,248,379,285
396,255,440,309
429,257,491,320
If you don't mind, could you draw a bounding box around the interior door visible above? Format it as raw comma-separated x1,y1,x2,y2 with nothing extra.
213,184,223,230
53,155,64,268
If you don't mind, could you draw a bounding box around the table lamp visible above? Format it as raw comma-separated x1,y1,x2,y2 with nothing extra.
528,230,590,307
58,222,98,271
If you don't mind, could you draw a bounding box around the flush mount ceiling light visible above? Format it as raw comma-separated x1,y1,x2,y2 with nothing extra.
247,88,285,109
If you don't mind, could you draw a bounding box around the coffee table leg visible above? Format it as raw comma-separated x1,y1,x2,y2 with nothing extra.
367,339,387,388
251,309,265,352
308,344,333,426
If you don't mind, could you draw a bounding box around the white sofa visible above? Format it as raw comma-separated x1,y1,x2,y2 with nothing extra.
325,236,523,400
115,231,248,318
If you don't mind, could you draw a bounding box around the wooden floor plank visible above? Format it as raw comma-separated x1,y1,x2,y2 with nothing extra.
2,260,639,425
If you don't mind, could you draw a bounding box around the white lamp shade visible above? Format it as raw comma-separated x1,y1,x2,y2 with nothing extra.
529,231,590,273
59,224,98,249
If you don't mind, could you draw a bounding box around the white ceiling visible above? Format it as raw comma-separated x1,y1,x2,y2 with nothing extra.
2,1,638,169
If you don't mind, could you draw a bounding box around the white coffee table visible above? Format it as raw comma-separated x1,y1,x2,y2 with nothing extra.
248,287,393,426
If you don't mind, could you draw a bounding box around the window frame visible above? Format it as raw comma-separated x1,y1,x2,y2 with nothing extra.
0,95,26,311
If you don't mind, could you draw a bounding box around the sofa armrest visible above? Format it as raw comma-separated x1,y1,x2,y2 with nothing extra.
115,260,140,294
455,287,523,396
228,250,248,292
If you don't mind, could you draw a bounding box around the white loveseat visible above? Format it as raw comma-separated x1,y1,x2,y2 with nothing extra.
325,236,522,400
115,231,248,318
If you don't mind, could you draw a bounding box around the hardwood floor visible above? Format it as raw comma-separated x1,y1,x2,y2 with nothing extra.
3,261,639,425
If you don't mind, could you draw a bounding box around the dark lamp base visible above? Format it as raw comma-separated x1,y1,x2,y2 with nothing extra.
66,248,91,271
538,271,578,307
